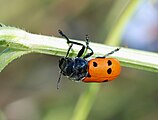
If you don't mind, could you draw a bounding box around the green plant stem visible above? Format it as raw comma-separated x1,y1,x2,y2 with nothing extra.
1,26,158,72
71,84,100,120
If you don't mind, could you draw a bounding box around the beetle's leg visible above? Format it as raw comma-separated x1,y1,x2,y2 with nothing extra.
95,48,120,58
83,34,94,59
58,29,70,43
58,30,86,57
65,43,73,57
104,48,120,57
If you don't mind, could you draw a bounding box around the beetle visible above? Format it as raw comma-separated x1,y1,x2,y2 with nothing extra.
57,30,121,89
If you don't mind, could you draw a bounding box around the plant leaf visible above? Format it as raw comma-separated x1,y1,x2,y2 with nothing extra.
0,48,30,72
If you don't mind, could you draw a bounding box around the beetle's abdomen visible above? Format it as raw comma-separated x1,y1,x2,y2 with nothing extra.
83,58,121,82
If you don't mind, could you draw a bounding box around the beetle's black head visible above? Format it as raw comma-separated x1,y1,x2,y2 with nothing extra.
59,57,73,75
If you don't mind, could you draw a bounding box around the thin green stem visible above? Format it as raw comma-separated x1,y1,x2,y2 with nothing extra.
0,26,158,72
105,0,140,45
71,84,100,120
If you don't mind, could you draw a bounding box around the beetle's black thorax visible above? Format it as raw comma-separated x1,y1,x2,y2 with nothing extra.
59,57,88,81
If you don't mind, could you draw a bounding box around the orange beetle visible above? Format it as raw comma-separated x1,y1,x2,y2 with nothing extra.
57,30,121,89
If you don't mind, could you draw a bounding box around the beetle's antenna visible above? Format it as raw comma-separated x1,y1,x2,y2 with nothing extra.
57,70,62,89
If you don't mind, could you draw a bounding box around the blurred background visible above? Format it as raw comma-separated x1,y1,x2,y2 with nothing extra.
0,0,158,120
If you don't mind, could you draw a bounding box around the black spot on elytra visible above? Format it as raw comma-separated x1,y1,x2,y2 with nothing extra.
107,60,112,66
93,62,98,67
107,68,112,74
103,80,108,82
87,73,91,77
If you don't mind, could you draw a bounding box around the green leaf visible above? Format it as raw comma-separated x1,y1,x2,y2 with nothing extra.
0,48,30,72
